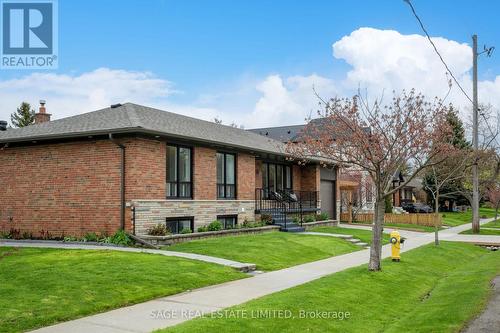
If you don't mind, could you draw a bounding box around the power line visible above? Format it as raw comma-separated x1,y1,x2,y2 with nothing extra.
404,0,498,146
403,0,473,104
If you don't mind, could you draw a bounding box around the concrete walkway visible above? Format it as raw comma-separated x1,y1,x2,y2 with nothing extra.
301,231,352,239
463,276,500,333
0,240,256,272
27,218,499,333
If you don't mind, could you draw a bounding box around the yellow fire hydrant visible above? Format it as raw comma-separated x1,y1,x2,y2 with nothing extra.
390,230,405,262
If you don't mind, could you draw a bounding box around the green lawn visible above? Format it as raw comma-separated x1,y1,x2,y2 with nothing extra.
460,228,500,236
0,247,246,333
159,242,500,333
165,232,360,271
442,207,496,227
310,226,390,244
482,219,500,228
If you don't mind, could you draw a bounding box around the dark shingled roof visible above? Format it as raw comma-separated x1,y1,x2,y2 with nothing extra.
248,124,305,142
0,103,285,155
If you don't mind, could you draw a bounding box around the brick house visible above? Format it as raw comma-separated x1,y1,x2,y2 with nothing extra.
0,103,340,237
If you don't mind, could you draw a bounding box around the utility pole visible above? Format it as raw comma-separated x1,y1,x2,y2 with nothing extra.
472,34,480,233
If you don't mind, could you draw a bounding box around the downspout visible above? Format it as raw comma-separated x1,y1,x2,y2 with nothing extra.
109,134,126,230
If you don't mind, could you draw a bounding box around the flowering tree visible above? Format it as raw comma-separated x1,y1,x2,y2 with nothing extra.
423,109,472,245
287,90,452,271
486,183,500,220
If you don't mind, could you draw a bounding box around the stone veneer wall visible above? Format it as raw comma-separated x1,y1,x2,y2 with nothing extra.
132,200,255,235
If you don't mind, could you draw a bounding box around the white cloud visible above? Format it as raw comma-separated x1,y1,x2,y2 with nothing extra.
331,27,480,117
1,28,500,130
241,73,338,127
0,68,176,121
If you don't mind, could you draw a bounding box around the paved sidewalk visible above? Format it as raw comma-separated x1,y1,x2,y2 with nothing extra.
0,241,256,272
463,276,500,333
28,218,497,333
300,231,352,238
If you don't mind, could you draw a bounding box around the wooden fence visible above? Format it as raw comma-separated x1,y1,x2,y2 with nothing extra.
340,212,442,227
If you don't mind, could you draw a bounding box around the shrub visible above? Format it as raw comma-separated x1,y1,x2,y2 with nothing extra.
260,214,273,225
109,230,133,246
197,225,208,232
63,236,78,242
39,229,51,240
147,224,169,236
82,232,99,242
242,221,264,228
21,231,33,239
207,220,223,231
180,228,193,234
385,196,393,213
315,212,329,221
304,215,315,223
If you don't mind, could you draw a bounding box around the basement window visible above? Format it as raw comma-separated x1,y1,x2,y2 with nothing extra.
166,217,194,234
217,215,238,229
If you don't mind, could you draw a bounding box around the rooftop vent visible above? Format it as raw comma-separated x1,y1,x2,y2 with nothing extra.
0,120,7,131
110,103,122,109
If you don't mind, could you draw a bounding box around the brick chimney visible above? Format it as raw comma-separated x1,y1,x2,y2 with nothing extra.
34,100,51,124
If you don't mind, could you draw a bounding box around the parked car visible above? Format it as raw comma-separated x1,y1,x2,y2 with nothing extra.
401,202,433,213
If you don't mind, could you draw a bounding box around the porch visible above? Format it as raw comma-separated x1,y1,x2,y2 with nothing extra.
255,188,321,232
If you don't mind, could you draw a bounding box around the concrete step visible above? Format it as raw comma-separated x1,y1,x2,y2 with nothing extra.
347,238,362,243
281,226,305,232
355,242,368,247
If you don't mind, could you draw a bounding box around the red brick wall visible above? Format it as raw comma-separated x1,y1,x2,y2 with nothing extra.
255,160,263,190
0,138,169,237
300,164,320,192
0,138,260,237
126,138,166,199
293,165,302,192
237,153,255,200
193,147,216,200
0,140,122,237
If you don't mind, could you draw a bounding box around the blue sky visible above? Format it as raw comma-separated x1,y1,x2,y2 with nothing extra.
1,0,499,127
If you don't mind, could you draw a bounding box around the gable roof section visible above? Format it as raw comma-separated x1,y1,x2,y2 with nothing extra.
0,103,285,155
248,124,306,142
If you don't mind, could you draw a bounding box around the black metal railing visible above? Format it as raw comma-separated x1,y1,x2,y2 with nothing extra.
255,188,319,229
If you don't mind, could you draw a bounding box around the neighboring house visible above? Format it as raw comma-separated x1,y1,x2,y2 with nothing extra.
0,103,334,237
391,171,425,206
338,169,375,214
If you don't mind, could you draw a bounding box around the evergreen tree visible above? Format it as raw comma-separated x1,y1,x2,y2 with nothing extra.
10,102,35,128
445,108,470,149
423,107,470,209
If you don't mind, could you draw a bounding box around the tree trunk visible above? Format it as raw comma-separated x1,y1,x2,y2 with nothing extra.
369,196,385,271
434,189,439,246
471,194,480,233
495,201,499,221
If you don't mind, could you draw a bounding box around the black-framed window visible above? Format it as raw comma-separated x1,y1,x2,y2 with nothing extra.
217,215,237,229
217,152,236,199
167,145,192,198
166,217,194,234
262,162,292,193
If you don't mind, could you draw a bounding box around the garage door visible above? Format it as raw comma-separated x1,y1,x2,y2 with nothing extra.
320,180,335,219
